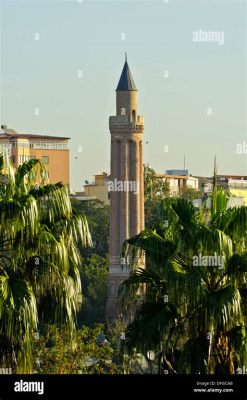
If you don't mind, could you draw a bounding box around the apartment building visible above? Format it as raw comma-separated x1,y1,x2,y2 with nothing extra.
0,125,70,185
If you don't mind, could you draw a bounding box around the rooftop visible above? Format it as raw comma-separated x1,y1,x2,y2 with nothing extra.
0,126,70,141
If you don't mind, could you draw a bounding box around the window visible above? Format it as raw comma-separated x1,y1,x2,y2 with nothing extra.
8,140,68,150
29,156,36,160
19,155,29,164
121,108,126,115
30,141,68,150
42,156,49,164
0,143,12,157
13,141,29,148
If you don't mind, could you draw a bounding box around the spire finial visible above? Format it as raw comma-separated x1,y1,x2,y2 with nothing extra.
116,55,137,91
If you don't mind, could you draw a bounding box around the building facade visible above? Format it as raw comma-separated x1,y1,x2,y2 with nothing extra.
217,175,247,206
106,58,145,319
84,172,110,205
156,173,199,196
0,126,70,185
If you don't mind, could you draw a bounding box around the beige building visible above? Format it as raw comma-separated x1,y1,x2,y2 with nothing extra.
200,174,247,206
106,57,145,319
84,173,110,205
0,125,70,186
156,173,199,196
228,178,247,206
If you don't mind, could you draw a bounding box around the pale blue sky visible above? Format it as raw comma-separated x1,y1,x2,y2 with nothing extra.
0,0,246,190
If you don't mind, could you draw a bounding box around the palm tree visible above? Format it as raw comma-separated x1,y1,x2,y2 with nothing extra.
0,152,92,372
119,180,247,374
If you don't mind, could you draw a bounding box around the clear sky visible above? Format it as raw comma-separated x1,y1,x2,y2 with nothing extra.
0,0,246,191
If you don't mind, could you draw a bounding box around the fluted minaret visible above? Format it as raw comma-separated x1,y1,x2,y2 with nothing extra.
106,56,145,319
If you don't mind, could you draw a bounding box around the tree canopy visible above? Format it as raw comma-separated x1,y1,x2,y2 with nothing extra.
0,153,91,372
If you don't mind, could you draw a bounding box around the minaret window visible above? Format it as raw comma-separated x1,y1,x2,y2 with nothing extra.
121,108,126,116
132,110,136,121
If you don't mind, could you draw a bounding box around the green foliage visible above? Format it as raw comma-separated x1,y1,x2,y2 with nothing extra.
179,187,202,201
144,165,170,201
120,185,247,374
144,165,170,228
34,322,150,374
69,199,110,326
34,324,122,374
0,152,91,372
77,254,108,326
71,199,109,257
144,165,203,227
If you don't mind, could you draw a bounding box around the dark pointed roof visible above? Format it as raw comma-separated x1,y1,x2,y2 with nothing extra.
116,60,137,91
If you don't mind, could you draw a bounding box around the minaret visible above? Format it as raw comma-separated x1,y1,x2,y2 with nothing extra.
106,55,145,319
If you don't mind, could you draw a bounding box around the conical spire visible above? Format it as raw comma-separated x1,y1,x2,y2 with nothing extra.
116,55,137,91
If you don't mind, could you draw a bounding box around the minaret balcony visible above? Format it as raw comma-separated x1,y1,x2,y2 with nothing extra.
109,115,144,132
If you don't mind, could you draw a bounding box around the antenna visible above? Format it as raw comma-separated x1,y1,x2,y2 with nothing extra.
213,155,217,189
125,52,127,62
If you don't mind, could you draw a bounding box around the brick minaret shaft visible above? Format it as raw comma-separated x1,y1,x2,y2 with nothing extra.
106,57,144,319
